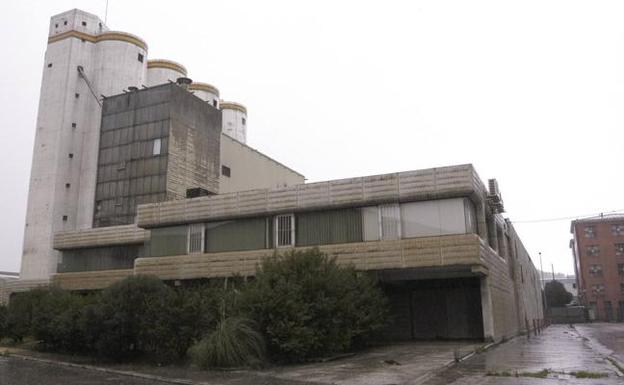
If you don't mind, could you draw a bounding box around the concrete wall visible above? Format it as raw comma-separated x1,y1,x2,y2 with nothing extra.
22,9,148,280
167,85,222,199
219,134,304,193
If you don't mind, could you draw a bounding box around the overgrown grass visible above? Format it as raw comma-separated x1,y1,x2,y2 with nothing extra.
486,369,550,378
571,371,608,379
189,316,265,369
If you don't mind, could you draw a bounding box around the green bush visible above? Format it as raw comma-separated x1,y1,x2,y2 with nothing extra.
31,288,95,352
6,287,50,342
91,275,173,361
242,248,388,362
189,316,265,368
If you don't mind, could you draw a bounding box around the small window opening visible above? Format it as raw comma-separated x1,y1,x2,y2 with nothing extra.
55,23,58,28
68,153,74,159
213,100,218,107
82,21,87,26
65,183,71,188
221,165,231,177
75,93,80,98
242,117,246,125
47,63,53,68
62,215,68,221
137,53,144,63
275,214,295,247
64,21,68,26
71,123,77,128
152,138,162,156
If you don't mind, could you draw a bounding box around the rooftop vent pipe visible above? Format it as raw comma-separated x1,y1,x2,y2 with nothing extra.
176,77,193,90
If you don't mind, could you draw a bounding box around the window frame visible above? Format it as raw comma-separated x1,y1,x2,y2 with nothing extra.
187,223,205,254
274,214,295,247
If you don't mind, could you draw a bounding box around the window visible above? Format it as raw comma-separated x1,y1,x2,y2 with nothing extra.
213,100,218,107
75,93,80,98
205,218,268,252
221,165,231,177
71,122,77,128
47,63,53,68
589,264,603,276
242,117,246,125
296,209,363,246
616,243,624,256
55,23,58,28
137,53,144,63
68,153,74,158
592,284,605,294
62,215,68,221
618,263,624,276
275,214,294,247
65,183,70,188
188,223,205,253
379,203,401,240
152,138,161,156
64,21,67,26
584,225,596,238
586,245,600,256
613,224,624,236
81,21,87,26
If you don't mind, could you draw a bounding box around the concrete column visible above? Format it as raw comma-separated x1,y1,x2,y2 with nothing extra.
480,276,495,341
476,202,489,243
487,217,499,253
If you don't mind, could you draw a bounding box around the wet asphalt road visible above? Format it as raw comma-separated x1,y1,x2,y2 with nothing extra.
0,356,172,385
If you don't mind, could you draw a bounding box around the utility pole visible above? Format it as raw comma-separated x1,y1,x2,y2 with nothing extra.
540,252,548,310
551,263,555,281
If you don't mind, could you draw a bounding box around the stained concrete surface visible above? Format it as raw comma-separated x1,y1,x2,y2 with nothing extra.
423,324,623,385
575,323,624,364
261,341,483,385
0,356,172,385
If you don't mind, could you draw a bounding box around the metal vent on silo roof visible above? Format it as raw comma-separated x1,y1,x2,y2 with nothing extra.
487,178,505,213
127,86,138,92
176,77,193,90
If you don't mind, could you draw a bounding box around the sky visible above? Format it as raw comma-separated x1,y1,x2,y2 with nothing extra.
0,0,622,275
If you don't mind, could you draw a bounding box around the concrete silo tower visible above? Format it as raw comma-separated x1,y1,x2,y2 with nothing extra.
189,82,220,108
146,59,187,86
21,9,148,281
220,101,247,143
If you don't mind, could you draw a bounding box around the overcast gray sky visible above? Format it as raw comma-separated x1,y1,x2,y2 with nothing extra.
1,0,622,275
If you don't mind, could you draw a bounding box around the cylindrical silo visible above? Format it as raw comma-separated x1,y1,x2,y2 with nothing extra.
189,82,220,108
220,101,247,143
73,31,148,228
146,59,187,87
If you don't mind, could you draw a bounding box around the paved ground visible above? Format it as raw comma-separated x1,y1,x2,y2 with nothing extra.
262,341,482,385
0,356,172,385
575,323,624,364
422,324,624,385
1,324,623,384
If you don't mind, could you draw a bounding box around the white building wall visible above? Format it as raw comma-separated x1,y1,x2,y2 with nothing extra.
219,134,304,193
21,9,149,280
189,82,220,108
220,102,247,143
146,60,186,86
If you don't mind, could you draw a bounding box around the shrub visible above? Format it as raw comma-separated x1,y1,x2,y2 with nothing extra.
31,288,94,352
241,248,388,362
189,316,265,368
6,287,50,342
92,275,173,361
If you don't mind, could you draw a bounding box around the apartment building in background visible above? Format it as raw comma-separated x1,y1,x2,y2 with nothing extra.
571,214,624,321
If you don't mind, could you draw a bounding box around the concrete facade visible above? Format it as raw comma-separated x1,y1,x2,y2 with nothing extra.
45,164,543,342
20,9,291,281
571,214,624,321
